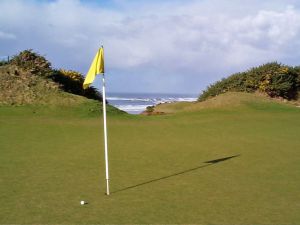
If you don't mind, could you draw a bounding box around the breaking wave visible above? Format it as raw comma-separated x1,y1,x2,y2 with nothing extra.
107,93,197,114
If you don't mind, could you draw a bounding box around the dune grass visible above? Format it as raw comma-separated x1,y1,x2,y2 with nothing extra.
154,92,300,114
0,97,300,224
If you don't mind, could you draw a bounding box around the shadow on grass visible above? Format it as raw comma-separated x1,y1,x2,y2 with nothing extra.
112,154,240,194
203,155,240,164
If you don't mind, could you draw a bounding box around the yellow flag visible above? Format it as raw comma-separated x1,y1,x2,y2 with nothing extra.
83,47,105,89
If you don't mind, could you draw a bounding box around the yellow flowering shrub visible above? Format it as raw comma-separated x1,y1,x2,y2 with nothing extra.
59,69,84,82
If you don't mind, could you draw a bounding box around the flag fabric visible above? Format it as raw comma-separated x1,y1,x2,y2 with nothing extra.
83,47,105,89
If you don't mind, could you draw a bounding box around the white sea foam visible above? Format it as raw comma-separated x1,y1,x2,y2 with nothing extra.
116,104,153,113
106,97,152,102
108,94,197,114
107,97,197,103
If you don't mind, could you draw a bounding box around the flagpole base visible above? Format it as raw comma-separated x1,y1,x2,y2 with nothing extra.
106,179,110,195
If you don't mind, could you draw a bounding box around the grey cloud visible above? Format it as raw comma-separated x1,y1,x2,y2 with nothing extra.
0,0,300,94
0,31,16,40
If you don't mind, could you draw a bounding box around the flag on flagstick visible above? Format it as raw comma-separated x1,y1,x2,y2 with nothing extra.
83,46,110,195
83,47,105,89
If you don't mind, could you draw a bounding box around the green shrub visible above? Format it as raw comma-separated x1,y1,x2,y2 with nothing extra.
51,69,102,101
199,62,300,101
0,60,8,66
294,66,300,92
146,105,155,113
10,50,52,77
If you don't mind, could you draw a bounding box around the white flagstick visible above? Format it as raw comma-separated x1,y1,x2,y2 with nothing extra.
102,73,110,195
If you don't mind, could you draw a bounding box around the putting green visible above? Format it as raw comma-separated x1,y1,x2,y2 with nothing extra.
0,96,299,224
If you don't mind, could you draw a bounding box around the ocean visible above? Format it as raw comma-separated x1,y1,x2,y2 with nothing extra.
106,93,198,114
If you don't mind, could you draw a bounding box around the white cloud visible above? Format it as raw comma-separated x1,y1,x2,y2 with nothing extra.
0,31,16,40
0,0,300,93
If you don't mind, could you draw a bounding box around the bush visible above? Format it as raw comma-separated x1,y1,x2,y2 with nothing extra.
199,62,300,101
294,66,300,91
51,69,102,101
146,106,155,113
10,50,52,77
0,60,9,66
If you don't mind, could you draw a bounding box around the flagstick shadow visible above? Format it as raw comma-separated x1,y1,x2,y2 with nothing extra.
111,154,240,194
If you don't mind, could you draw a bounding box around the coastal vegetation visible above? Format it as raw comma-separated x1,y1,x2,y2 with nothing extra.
0,50,104,105
148,62,300,115
199,62,300,101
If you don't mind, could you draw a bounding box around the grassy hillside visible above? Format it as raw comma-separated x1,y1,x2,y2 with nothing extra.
0,50,103,106
152,92,300,114
0,97,299,224
0,50,125,114
0,64,82,105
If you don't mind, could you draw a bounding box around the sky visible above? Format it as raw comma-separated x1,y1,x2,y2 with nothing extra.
1,0,300,94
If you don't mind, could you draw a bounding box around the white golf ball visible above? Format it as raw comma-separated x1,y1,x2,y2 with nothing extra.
80,200,85,205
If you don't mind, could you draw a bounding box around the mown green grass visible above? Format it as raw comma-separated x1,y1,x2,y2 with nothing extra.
0,99,300,224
